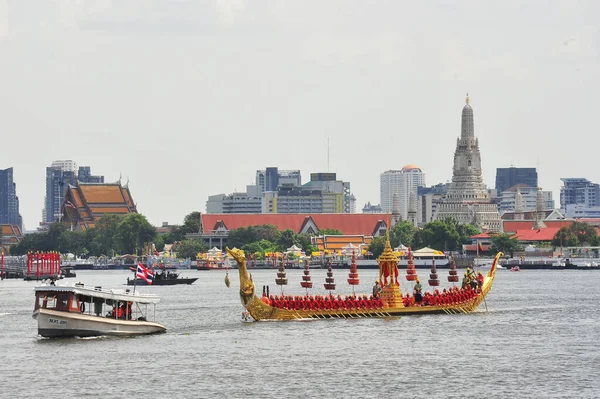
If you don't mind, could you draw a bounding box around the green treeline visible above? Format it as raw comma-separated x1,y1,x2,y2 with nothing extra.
10,212,582,259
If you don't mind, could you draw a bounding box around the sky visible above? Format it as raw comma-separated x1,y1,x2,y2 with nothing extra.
1,0,599,231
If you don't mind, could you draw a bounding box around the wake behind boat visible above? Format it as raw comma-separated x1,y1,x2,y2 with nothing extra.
227,235,501,321
32,282,166,338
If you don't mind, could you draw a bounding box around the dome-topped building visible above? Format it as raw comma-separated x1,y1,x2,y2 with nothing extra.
401,164,422,172
380,166,426,219
434,96,502,232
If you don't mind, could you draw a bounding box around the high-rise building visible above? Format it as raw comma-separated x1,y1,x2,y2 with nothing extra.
380,166,426,218
434,96,502,232
78,166,104,184
417,183,448,225
0,167,22,228
498,185,554,214
495,167,538,194
44,161,104,224
559,178,600,218
255,168,301,193
207,169,355,214
560,178,600,209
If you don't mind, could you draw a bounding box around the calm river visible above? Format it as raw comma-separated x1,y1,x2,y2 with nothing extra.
0,268,598,398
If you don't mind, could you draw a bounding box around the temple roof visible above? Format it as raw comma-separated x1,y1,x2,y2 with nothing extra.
61,181,137,230
1,224,23,246
461,94,474,139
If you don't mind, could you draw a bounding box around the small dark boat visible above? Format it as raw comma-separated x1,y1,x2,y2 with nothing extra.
60,268,77,278
126,270,198,286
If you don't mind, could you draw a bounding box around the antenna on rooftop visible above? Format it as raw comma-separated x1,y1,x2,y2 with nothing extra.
327,137,330,172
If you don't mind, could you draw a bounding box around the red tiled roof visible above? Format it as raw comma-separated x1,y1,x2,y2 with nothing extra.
512,228,560,242
503,220,573,233
470,232,491,239
201,213,391,235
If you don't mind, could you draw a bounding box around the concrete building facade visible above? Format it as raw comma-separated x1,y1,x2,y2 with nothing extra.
495,167,538,194
380,165,426,218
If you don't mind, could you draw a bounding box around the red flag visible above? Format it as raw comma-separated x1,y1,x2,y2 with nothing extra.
136,263,154,284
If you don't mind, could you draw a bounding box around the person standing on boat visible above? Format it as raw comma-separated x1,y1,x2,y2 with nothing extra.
372,280,382,298
462,272,470,289
476,272,484,290
413,278,423,304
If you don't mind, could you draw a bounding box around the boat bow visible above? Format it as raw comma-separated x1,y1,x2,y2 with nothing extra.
226,247,256,307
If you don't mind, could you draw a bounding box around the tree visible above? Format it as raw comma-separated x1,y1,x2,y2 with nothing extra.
10,233,46,255
457,224,481,245
227,225,280,248
390,221,416,248
569,221,600,246
91,214,124,256
551,227,579,248
296,233,318,254
47,223,67,251
318,228,343,235
551,222,599,248
58,230,87,256
367,236,386,258
276,229,297,251
115,213,157,254
172,211,202,240
242,239,277,259
154,235,166,252
490,233,523,257
161,231,176,244
413,220,460,251
176,239,207,259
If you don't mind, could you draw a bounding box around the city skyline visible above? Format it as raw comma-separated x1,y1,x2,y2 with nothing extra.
1,2,599,230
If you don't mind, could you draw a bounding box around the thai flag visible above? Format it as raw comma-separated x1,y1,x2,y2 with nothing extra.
136,263,154,284
65,200,77,209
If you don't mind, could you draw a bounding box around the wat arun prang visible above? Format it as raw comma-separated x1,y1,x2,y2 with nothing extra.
434,96,503,232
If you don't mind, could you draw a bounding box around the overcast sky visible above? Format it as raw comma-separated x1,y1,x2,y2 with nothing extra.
1,1,599,230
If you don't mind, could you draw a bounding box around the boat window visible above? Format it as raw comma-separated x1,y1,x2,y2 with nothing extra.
70,295,80,312
56,293,70,311
39,294,57,309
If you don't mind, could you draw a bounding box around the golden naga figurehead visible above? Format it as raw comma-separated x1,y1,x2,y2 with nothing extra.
226,247,255,307
226,247,246,264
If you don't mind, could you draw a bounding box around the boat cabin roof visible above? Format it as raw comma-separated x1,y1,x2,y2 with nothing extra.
34,284,161,304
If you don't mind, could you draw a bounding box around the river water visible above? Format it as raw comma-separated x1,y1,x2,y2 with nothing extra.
0,268,598,398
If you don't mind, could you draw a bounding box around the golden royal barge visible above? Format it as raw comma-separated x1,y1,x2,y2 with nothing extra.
227,236,501,321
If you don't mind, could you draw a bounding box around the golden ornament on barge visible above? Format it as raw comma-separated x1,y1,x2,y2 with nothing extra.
227,236,501,321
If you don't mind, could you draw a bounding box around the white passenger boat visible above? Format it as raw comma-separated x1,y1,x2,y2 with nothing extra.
32,282,166,338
